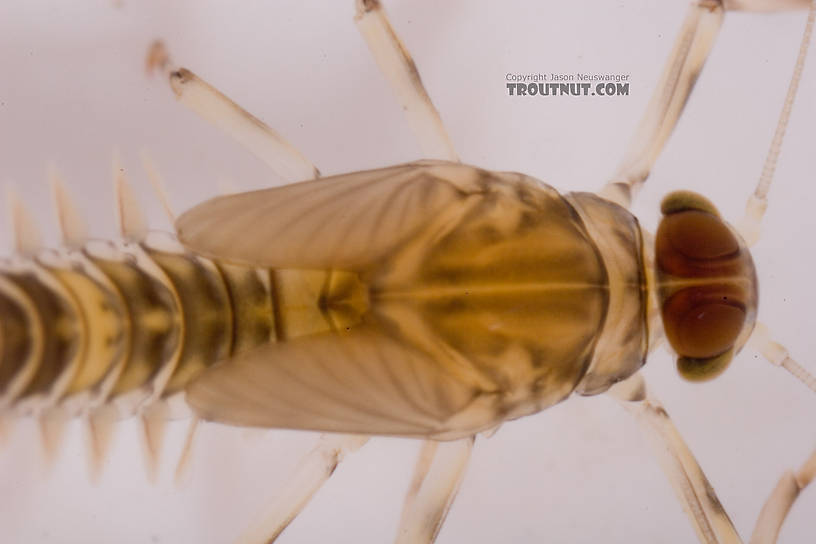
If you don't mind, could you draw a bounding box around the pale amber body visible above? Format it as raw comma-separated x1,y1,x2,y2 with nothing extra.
1,162,650,439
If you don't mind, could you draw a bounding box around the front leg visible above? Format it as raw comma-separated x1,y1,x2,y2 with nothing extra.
609,374,742,544
600,1,725,208
599,0,812,209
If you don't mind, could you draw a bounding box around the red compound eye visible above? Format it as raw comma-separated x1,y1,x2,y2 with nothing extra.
663,210,739,261
656,210,741,278
655,192,759,382
661,287,746,359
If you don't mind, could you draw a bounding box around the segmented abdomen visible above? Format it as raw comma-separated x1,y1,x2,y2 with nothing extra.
0,232,366,418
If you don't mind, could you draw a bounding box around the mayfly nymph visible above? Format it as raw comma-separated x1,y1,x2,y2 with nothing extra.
1,1,815,543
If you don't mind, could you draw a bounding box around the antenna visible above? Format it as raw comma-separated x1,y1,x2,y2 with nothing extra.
739,1,816,246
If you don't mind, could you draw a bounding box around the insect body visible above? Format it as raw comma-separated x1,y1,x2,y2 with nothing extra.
5,159,655,435
1,1,815,543
177,161,651,436
174,156,761,437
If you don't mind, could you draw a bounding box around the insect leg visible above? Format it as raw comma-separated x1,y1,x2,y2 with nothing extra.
602,1,813,209
723,1,811,11
599,1,724,208
751,448,816,544
235,434,368,544
354,0,458,162
396,437,474,544
741,323,816,539
608,373,741,544
146,41,319,183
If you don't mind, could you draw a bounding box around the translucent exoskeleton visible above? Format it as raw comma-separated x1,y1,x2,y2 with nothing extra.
0,1,815,543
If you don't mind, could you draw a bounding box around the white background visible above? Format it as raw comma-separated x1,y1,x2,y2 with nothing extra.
0,1,815,543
